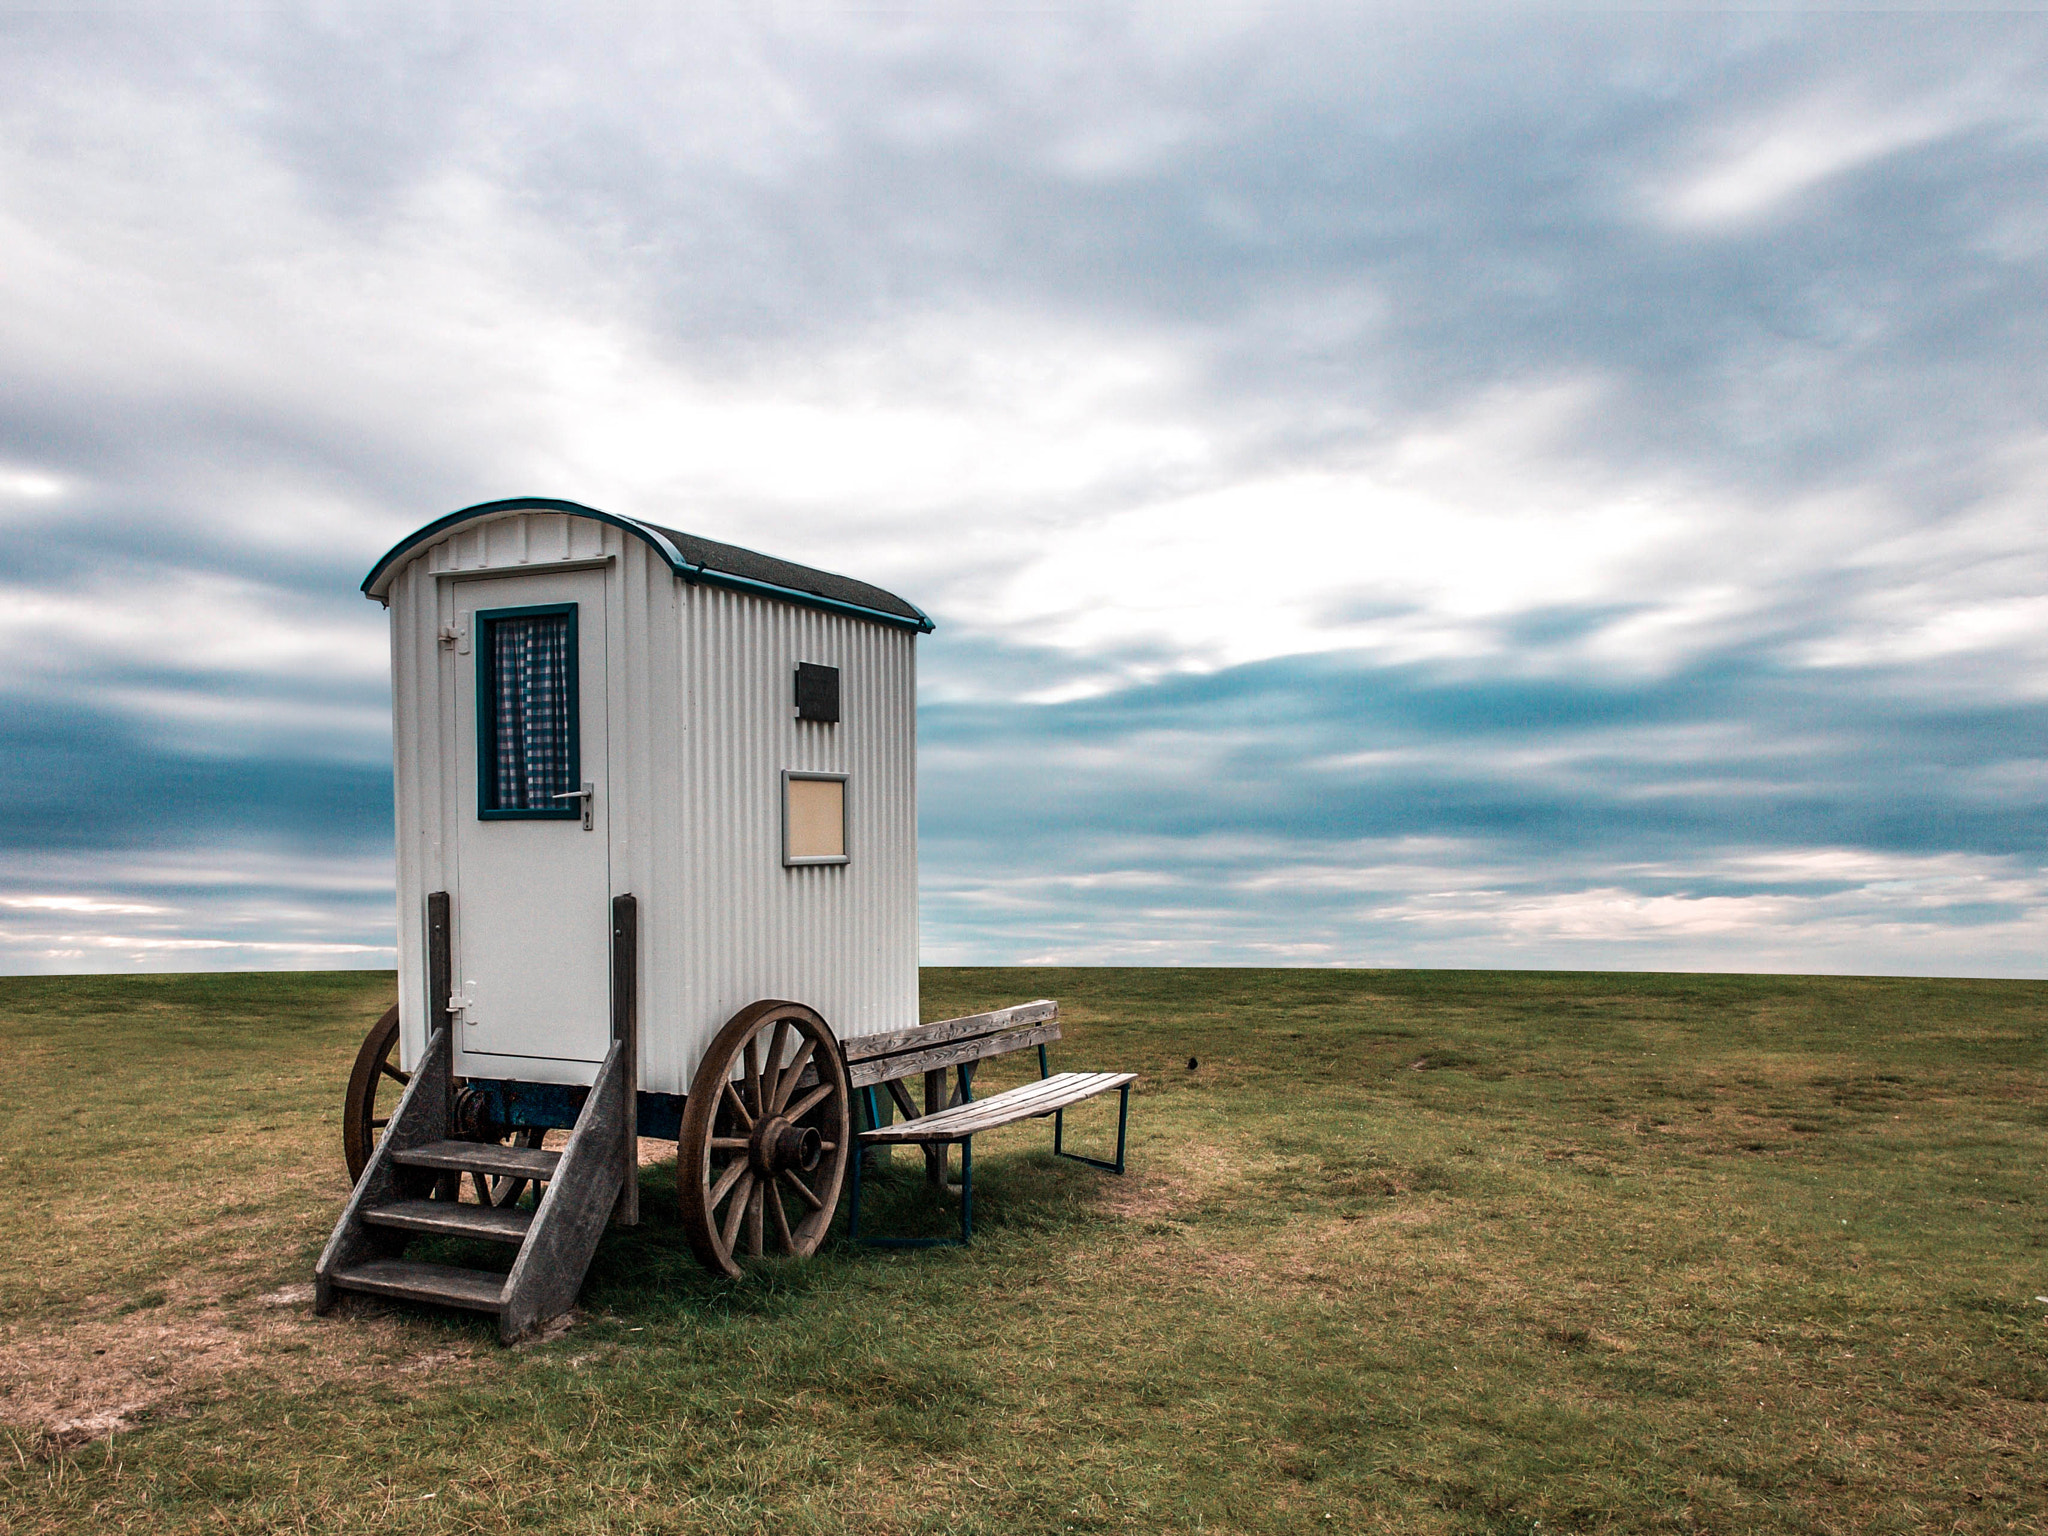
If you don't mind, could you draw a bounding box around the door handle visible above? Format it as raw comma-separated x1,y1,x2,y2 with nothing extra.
552,781,595,830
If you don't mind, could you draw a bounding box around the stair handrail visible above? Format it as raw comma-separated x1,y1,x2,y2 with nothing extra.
498,1036,631,1340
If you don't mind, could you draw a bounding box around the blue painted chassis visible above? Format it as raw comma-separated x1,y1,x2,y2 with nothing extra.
467,1079,686,1142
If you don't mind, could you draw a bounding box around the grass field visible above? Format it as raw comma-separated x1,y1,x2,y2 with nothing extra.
2,967,2044,1534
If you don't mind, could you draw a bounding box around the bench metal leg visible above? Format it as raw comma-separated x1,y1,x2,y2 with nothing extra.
1053,1083,1130,1174
847,1131,974,1248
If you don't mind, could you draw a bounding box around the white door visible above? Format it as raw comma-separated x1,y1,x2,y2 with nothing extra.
449,567,613,1069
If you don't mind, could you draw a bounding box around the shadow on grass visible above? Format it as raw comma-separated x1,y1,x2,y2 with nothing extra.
567,1146,1112,1322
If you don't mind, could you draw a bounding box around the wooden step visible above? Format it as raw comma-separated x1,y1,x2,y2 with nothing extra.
363,1199,535,1245
392,1140,561,1180
327,1258,508,1313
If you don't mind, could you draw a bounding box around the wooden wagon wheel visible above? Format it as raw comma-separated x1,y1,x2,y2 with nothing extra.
342,1004,406,1186
677,1000,851,1278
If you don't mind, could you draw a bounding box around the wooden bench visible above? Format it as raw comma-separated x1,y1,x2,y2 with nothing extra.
839,1000,1135,1247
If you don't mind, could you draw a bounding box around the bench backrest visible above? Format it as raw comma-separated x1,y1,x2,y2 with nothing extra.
840,1000,1059,1089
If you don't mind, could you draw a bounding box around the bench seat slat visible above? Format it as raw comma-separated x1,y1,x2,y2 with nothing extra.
842,1000,1058,1065
858,1071,1136,1143
860,1072,1133,1141
845,1019,1061,1089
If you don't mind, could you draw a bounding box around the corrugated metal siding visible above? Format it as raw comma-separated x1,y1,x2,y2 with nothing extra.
664,584,919,1092
383,509,919,1092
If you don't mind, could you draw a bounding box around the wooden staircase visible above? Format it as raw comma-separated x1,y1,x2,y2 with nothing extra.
315,893,639,1344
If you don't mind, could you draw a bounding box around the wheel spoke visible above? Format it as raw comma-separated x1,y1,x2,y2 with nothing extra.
720,1078,755,1132
720,1172,753,1253
379,1061,410,1084
744,1180,766,1257
768,1180,793,1251
369,1116,389,1129
784,1083,833,1121
743,1036,763,1118
781,1167,824,1211
709,1136,749,1150
772,1038,817,1114
707,1156,748,1212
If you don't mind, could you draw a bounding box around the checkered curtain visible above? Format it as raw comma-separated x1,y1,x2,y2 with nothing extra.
489,614,574,810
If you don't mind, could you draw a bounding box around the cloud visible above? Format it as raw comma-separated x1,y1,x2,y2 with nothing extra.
919,831,2048,975
0,895,168,915
2,698,391,854
0,845,397,975
0,9,2042,974
916,643,2047,972
0,573,385,685
1657,94,1966,227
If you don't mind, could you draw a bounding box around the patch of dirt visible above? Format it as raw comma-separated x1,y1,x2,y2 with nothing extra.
1114,1206,1441,1307
1116,1237,1264,1295
399,1346,479,1373
512,1311,578,1347
1101,1138,1242,1221
544,1131,671,1167
0,1271,488,1457
1624,1088,1827,1159
1,1297,265,1455
41,1402,147,1454
1330,1205,1436,1235
1102,1171,1195,1221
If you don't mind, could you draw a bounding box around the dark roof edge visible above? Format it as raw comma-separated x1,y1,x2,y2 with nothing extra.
360,497,934,633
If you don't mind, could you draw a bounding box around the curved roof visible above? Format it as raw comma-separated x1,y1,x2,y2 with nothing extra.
361,497,933,632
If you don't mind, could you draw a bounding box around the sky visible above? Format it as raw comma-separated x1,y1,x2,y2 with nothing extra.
1,6,2043,977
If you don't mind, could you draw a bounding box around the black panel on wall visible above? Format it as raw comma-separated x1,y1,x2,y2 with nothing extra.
795,663,841,723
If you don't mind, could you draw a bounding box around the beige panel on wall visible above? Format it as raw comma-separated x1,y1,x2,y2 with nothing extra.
786,775,847,862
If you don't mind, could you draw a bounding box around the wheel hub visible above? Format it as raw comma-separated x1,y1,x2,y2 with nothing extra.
452,1084,502,1142
749,1115,822,1176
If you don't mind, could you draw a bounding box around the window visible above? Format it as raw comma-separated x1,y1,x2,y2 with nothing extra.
783,771,848,865
476,604,580,819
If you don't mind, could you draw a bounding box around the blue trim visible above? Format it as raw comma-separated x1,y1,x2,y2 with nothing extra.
361,496,934,632
1038,1036,1128,1173
361,498,682,594
689,566,933,634
849,1125,973,1248
463,1080,686,1140
475,602,582,821
1054,1083,1131,1175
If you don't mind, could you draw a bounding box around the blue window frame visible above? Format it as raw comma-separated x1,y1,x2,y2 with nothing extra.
475,603,581,820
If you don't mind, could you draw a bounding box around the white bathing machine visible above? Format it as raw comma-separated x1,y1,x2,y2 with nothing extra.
370,496,926,1098
317,497,1118,1340
315,499,914,1321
